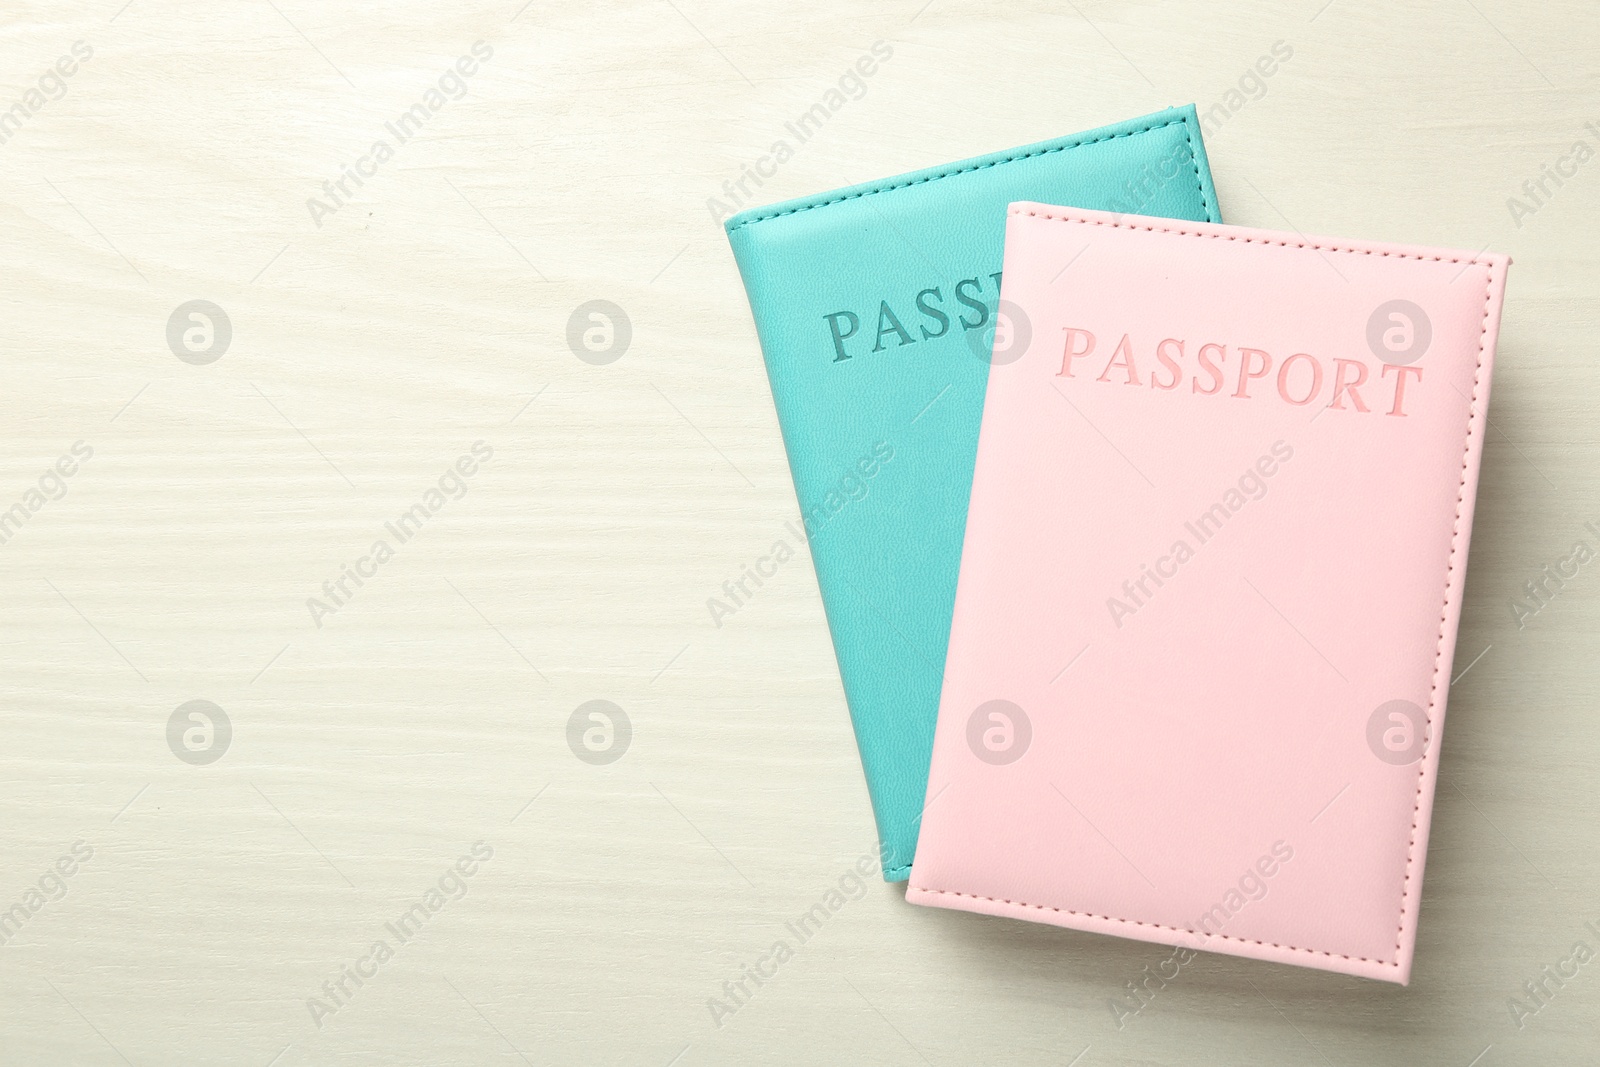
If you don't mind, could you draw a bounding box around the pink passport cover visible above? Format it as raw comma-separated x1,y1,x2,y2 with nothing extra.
906,203,1510,983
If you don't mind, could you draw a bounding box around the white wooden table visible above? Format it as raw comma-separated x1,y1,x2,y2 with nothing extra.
1,2,1594,1063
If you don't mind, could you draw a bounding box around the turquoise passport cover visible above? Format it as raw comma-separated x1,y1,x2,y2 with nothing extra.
723,106,1222,879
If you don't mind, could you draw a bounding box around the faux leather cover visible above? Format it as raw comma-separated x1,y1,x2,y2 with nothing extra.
724,109,1222,880
907,203,1509,981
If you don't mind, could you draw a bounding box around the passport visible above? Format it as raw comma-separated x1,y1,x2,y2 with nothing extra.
723,108,1222,879
907,203,1510,981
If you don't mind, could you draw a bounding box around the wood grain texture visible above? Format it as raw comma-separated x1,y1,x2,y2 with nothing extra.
0,1,1594,1063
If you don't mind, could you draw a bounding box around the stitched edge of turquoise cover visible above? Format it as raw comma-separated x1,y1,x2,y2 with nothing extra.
724,106,1223,879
